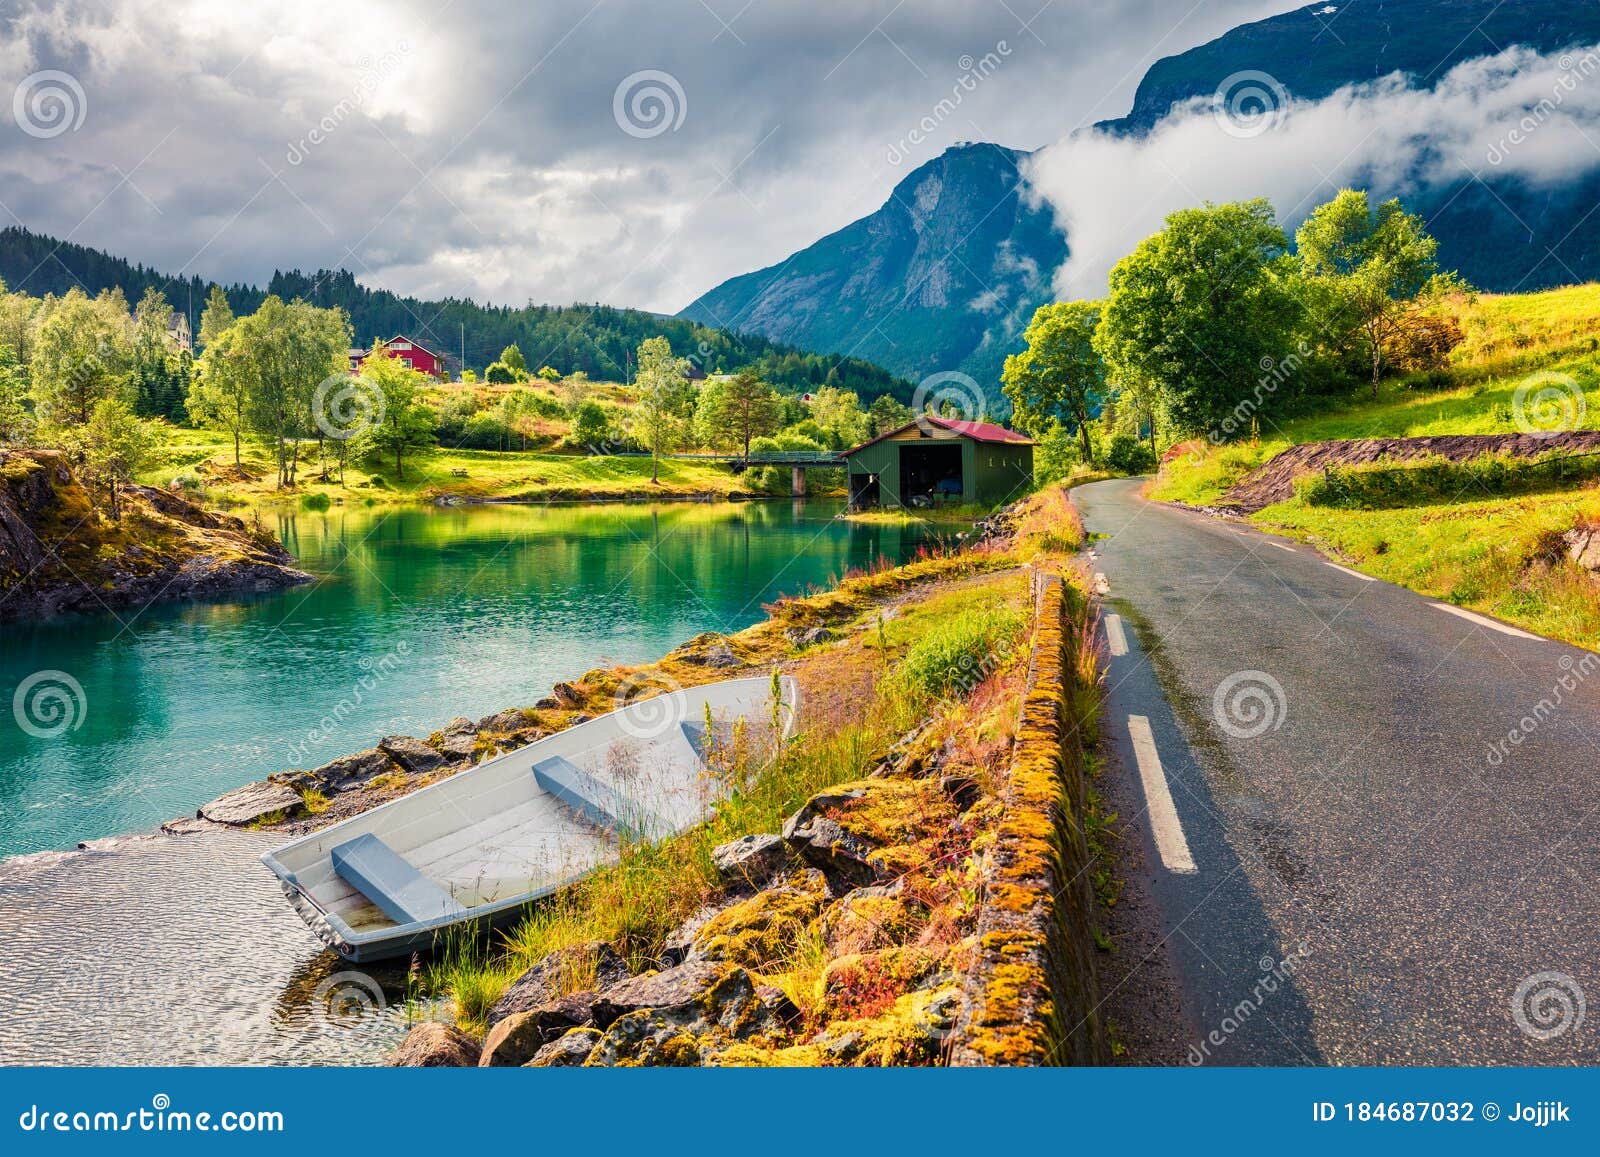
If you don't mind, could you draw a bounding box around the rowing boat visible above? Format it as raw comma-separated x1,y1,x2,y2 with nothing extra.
261,675,799,961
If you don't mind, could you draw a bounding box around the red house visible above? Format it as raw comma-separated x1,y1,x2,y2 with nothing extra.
348,335,447,378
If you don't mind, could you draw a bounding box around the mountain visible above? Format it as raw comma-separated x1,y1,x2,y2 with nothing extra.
0,227,911,400
679,143,1064,395
681,0,1600,393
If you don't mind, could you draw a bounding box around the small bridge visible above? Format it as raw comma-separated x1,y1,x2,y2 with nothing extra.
610,450,846,495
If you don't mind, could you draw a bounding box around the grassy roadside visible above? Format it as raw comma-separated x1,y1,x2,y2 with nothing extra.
408,487,1096,1064
1146,284,1600,649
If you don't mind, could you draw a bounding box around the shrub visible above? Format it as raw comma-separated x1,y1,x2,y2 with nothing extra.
299,492,332,511
1104,433,1157,475
484,361,518,384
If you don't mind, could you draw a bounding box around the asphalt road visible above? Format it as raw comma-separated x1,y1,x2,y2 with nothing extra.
1074,477,1600,1066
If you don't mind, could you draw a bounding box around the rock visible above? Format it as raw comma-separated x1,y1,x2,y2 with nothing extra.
584,1009,708,1067
691,869,830,970
476,709,530,734
569,713,593,724
533,696,559,709
386,1022,481,1067
782,789,885,889
309,748,396,793
480,994,598,1066
160,816,215,836
661,901,738,967
1566,527,1600,570
378,734,447,775
487,941,630,1024
821,881,921,955
591,959,776,1037
438,717,478,760
198,781,303,826
551,681,583,706
940,773,980,811
711,833,793,892
527,1028,601,1067
674,632,742,668
799,627,834,647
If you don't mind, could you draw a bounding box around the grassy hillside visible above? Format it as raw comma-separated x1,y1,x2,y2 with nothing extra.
1152,284,1600,647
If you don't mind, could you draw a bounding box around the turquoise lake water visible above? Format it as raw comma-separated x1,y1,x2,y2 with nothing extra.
0,500,936,859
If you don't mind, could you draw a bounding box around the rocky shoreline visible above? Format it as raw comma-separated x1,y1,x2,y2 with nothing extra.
0,449,310,623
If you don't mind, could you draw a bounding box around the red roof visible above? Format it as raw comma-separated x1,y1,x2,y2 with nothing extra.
846,415,1034,455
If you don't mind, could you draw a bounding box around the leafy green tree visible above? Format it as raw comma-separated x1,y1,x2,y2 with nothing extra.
130,287,190,420
197,285,234,352
571,399,610,448
78,395,157,519
1095,199,1302,437
223,296,350,487
357,344,435,480
0,345,33,444
868,393,913,436
632,336,691,483
483,361,517,384
30,288,134,428
0,285,39,368
806,386,870,449
695,369,782,457
1002,300,1105,462
190,323,253,468
499,344,527,377
1296,189,1460,396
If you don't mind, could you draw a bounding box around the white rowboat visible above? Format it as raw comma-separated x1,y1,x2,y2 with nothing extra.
262,675,799,961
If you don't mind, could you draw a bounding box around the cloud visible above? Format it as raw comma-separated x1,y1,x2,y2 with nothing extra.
0,0,1282,316
1026,42,1600,300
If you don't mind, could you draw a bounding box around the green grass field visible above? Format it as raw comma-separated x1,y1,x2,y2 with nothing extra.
144,426,771,507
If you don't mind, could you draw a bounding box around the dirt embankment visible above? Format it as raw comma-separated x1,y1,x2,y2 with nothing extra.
1220,432,1600,513
0,448,311,622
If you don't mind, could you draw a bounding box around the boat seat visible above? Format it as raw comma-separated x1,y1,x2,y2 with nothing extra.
330,833,467,925
533,755,656,839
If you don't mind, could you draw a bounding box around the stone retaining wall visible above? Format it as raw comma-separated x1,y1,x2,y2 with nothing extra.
949,571,1107,1065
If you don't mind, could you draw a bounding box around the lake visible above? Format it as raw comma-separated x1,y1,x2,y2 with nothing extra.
0,499,936,859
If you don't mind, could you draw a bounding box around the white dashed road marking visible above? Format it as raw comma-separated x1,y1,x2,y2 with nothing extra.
1267,542,1297,553
1324,561,1376,581
1429,603,1543,641
1104,613,1129,657
1127,715,1198,874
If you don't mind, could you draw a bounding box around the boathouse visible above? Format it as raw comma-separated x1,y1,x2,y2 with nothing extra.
842,416,1034,509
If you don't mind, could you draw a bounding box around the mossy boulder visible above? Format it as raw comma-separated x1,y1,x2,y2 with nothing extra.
479,994,600,1066
820,880,926,955
711,833,793,892
488,941,629,1025
690,869,828,971
528,1028,602,1067
811,984,965,1066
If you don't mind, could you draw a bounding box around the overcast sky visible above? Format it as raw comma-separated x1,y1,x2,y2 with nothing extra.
0,0,1289,313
